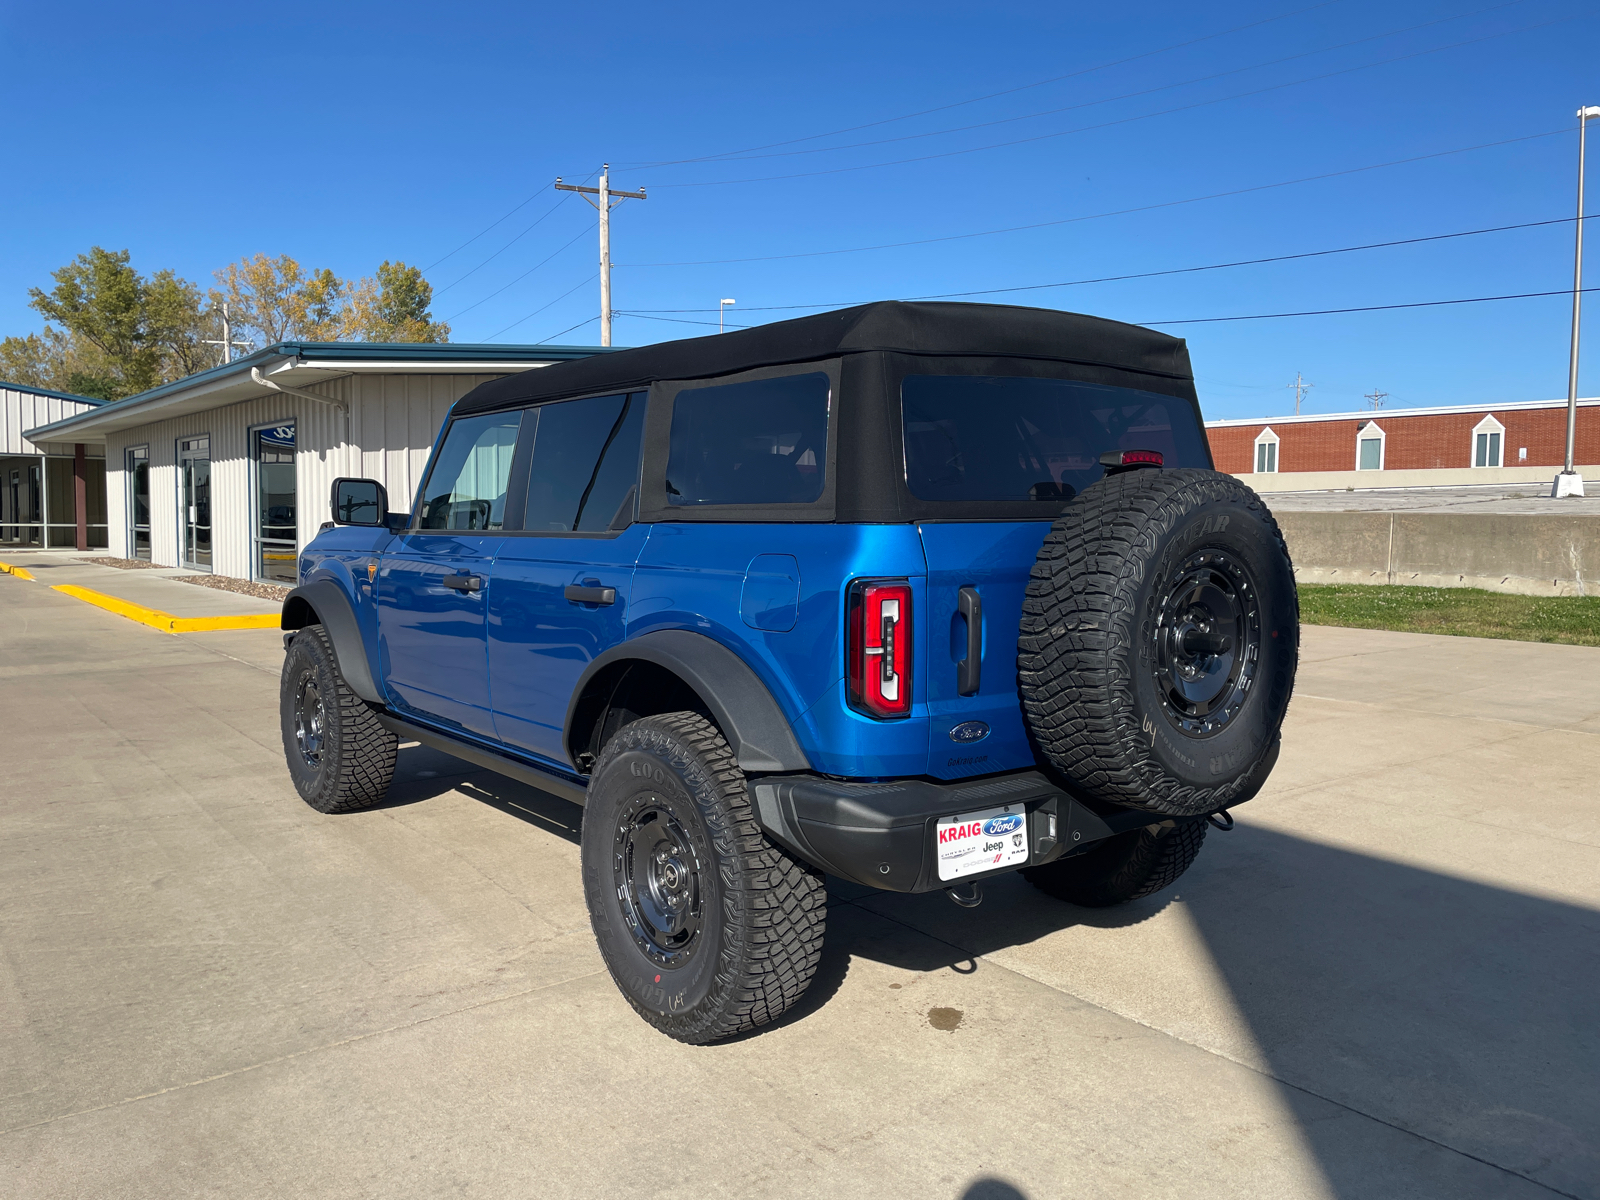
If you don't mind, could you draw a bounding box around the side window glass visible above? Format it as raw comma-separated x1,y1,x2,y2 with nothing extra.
417,412,522,530
666,373,829,506
525,393,645,532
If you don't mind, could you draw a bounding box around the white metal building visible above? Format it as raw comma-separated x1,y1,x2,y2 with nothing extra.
25,342,603,582
1,381,109,550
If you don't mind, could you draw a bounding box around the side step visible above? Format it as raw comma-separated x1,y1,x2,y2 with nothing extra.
374,712,589,807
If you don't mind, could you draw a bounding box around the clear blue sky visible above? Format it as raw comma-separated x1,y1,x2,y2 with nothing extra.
1,0,1596,418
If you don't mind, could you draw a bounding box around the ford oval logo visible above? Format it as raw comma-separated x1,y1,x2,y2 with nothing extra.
949,720,990,743
983,814,1024,836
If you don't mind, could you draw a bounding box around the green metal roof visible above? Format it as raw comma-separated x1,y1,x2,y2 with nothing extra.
0,379,110,406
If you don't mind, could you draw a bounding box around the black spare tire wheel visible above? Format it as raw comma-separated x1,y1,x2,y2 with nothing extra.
1018,468,1297,818
581,711,827,1043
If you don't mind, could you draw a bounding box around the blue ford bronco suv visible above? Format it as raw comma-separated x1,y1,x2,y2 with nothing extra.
278,301,1298,1043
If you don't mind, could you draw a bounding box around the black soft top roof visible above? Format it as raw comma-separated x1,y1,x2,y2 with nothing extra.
454,300,1191,415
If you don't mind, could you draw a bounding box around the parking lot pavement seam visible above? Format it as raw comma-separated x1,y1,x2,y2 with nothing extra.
0,969,607,1141
47,584,280,634
833,892,1586,1200
1292,691,1600,738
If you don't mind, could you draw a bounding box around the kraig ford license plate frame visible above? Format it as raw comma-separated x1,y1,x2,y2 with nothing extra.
935,802,1029,882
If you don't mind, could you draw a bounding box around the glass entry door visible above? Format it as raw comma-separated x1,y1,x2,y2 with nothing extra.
178,436,212,570
254,424,297,582
127,447,150,560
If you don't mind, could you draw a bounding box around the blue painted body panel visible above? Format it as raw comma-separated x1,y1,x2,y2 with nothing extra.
297,513,1057,784
915,521,1055,779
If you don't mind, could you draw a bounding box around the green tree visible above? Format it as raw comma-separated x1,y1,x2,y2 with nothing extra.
28,247,164,395
344,261,450,342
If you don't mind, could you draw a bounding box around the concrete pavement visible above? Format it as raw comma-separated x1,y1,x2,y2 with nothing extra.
1,572,1595,1199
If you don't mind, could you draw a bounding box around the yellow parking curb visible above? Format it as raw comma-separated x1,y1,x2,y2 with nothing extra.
49,584,281,634
0,559,36,581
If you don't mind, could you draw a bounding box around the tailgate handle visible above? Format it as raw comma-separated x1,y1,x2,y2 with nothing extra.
564,584,617,606
957,586,982,695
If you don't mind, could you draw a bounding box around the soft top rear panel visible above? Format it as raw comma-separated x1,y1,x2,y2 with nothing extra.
452,300,1193,417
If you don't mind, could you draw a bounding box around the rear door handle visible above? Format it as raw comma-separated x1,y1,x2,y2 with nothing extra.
564,584,617,606
957,586,982,695
442,573,482,592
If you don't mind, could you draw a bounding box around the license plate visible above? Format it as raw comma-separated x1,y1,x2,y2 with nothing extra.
935,803,1029,881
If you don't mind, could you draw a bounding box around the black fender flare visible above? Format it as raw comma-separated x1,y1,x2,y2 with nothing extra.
565,629,811,773
281,580,384,705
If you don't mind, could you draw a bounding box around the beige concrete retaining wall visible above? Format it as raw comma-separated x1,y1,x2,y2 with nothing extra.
1239,463,1600,492
1275,512,1597,597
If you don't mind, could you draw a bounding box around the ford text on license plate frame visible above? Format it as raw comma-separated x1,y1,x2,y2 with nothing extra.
935,803,1029,881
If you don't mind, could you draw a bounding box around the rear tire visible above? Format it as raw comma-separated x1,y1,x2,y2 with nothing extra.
280,625,397,814
1021,818,1207,907
581,711,826,1043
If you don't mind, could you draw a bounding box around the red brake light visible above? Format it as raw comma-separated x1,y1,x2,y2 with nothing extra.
848,580,913,719
1099,448,1164,472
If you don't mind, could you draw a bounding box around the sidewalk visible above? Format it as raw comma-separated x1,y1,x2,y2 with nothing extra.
0,550,280,623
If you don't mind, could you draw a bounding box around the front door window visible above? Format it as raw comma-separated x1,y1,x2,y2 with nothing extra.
254,424,297,582
179,437,212,571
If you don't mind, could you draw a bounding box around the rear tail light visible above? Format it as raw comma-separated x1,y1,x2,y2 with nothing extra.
1099,448,1164,473
847,579,913,719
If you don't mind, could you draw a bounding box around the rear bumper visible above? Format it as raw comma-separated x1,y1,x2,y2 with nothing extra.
750,770,1174,893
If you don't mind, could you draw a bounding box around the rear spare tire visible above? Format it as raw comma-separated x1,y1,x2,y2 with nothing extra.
1018,468,1297,817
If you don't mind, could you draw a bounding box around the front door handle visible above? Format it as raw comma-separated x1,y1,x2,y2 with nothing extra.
957,586,982,695
442,573,482,592
564,584,617,606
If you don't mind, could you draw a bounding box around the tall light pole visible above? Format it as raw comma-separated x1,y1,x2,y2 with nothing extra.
1557,105,1600,499
720,298,736,333
555,164,647,347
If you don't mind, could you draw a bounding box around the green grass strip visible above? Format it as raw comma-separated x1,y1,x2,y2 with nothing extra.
1297,584,1600,647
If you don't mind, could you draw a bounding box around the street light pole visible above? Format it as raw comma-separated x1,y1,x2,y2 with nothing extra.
720,299,736,333
1557,105,1600,498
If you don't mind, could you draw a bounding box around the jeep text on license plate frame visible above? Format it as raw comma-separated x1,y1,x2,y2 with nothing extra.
935,803,1029,881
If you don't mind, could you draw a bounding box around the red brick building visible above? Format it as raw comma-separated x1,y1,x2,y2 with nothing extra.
1206,397,1599,483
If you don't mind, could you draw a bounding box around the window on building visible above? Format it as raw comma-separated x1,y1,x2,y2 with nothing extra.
1472,415,1504,467
1253,427,1279,473
126,447,150,560
522,392,646,532
1356,422,1385,471
254,425,297,582
417,412,522,530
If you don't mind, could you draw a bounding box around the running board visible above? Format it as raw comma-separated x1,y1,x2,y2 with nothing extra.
374,713,589,807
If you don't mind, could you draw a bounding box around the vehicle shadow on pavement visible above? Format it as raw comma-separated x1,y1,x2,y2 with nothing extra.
378,744,582,844
831,826,1600,1199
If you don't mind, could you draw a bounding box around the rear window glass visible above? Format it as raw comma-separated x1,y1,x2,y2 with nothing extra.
666,373,829,506
901,376,1208,503
524,392,645,532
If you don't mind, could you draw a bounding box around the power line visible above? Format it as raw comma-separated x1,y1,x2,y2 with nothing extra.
442,223,594,323
535,315,602,345
620,0,1352,169
639,13,1574,190
483,273,598,341
433,189,579,296
638,1,1533,171
1141,286,1600,326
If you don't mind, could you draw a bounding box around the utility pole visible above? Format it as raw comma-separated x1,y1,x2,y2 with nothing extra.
720,299,736,333
1364,389,1388,410
1557,105,1600,498
1287,372,1313,415
555,164,647,347
203,303,252,365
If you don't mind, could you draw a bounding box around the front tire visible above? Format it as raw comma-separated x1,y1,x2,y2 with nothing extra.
1021,818,1207,907
280,625,397,814
581,712,826,1043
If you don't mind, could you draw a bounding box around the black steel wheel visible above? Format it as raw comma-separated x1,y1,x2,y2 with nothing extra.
279,624,397,814
581,711,826,1043
1018,468,1298,817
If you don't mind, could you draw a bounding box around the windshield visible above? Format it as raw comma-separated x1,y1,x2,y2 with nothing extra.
901,375,1208,503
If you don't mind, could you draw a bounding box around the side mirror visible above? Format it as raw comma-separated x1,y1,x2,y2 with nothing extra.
331,477,389,526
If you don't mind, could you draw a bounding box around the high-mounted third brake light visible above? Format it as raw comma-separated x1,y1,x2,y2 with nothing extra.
1099,448,1164,475
847,579,913,719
